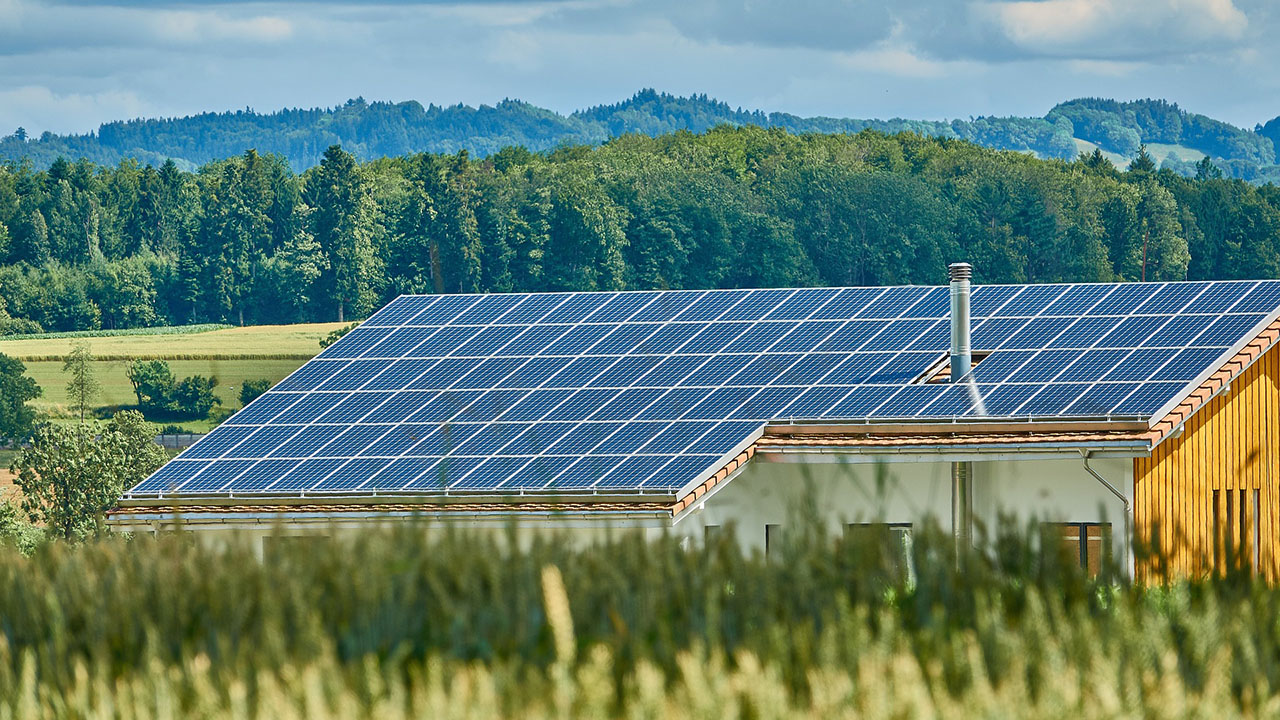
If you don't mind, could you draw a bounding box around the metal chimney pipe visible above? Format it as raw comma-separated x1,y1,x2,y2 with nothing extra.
949,262,973,383
948,262,974,560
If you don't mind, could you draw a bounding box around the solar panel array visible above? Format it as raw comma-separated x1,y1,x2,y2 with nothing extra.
129,280,1280,498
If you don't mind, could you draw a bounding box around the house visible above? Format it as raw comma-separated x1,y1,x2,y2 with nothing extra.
109,266,1280,579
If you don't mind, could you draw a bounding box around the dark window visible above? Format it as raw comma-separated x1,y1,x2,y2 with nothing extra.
765,524,782,556
1213,488,1260,575
847,522,914,580
1045,522,1111,577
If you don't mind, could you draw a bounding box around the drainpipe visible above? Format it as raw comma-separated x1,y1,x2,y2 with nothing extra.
1080,449,1132,576
949,263,974,554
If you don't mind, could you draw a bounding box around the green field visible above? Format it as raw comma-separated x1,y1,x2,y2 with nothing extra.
0,322,345,432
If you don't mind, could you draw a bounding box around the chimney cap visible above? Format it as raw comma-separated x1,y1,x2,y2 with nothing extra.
948,263,972,281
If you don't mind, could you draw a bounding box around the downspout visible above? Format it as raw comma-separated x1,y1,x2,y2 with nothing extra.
949,263,973,555
1080,449,1132,576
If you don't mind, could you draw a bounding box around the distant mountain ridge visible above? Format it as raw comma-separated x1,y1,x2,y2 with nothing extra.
3,89,1279,181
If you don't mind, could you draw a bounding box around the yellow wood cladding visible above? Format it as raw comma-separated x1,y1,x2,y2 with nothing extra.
1134,342,1280,580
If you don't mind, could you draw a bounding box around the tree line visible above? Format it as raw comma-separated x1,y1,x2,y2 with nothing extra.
1,127,1279,332
5,91,1279,179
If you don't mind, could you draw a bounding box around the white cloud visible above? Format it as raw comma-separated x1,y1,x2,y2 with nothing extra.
149,10,293,44
977,0,1248,59
0,85,153,134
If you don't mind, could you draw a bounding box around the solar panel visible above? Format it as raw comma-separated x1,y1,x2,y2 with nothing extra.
129,280,1280,499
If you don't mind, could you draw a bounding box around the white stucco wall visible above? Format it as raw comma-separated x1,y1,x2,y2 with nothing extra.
674,452,1134,567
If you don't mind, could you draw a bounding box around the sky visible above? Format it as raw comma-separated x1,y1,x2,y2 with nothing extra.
0,0,1277,136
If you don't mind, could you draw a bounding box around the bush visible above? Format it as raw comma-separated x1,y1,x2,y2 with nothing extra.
239,378,272,406
171,374,220,417
125,358,221,419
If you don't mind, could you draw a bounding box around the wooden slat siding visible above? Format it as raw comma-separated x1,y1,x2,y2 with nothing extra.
1134,342,1280,581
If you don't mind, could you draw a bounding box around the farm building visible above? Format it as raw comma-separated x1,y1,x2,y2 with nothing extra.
110,267,1280,578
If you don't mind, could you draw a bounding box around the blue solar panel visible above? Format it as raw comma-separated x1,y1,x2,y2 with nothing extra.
782,386,851,417
630,290,706,322
407,358,482,389
766,288,840,320
363,359,437,390
970,285,1022,317
316,392,393,423
545,356,614,389
723,322,797,353
270,458,347,491
674,291,747,321
317,359,395,391
134,280,1280,500
413,326,481,356
407,391,485,422
585,292,660,323
719,289,792,321
413,295,479,325
224,459,301,493
641,422,712,453
496,293,569,324
274,361,348,392
451,294,526,325
313,458,393,492
182,425,258,459
366,457,439,491
452,456,532,490
318,327,394,358
268,425,346,458
226,425,304,458
596,456,676,489
363,327,436,358
364,295,438,326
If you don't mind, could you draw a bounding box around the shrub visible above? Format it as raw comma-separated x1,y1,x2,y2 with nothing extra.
239,378,272,406
125,359,221,419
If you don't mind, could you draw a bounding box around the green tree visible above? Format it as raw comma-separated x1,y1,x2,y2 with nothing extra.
305,145,381,322
0,353,41,443
62,341,99,423
126,359,175,411
171,375,220,418
239,379,271,406
11,410,165,541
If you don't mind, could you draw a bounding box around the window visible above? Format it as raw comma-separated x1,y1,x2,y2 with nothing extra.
847,522,914,580
765,524,782,556
1045,522,1111,577
1213,488,1261,575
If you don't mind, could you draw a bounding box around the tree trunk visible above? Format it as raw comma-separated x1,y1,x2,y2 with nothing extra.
238,307,244,327
337,301,345,323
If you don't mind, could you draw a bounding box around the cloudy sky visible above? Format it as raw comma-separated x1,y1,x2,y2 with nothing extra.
1,0,1276,136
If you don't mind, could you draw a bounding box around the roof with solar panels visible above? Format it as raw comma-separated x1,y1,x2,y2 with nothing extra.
113,277,1280,515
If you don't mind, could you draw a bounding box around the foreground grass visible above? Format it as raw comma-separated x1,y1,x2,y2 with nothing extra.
0,521,1276,717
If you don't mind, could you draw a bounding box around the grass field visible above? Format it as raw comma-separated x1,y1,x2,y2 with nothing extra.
0,524,1273,717
0,322,344,432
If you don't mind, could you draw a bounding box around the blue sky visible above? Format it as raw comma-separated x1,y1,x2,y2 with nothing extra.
1,0,1277,135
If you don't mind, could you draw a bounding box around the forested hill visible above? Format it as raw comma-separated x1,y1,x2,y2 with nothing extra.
3,90,1280,181
1,127,1279,337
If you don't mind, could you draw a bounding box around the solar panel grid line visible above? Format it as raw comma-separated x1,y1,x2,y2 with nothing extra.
1008,282,1189,417
532,288,767,490
362,294,440,327
724,290,876,424
969,283,1122,417
1142,294,1280,425
1086,281,1215,416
